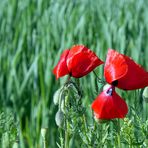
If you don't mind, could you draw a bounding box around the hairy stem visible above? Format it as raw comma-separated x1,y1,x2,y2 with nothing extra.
93,71,105,84
117,119,122,148
65,122,69,148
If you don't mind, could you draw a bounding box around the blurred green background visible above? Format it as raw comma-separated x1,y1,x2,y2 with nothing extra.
0,0,148,147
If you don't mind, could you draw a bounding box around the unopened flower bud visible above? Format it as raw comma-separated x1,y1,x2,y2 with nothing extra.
65,95,69,105
143,87,148,103
53,88,62,105
12,141,19,148
41,128,48,139
55,110,64,127
61,99,65,113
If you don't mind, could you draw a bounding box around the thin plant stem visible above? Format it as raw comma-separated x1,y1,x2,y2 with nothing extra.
65,122,69,148
43,139,47,148
59,128,64,148
117,119,122,148
64,89,70,148
83,114,88,132
93,71,105,84
82,114,91,147
129,137,132,148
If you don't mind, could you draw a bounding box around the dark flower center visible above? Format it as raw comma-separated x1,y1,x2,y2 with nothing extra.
106,88,113,96
112,80,118,86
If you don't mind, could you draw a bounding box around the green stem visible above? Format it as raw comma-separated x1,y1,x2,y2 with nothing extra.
83,114,88,132
59,128,64,148
129,137,132,148
64,90,70,148
117,119,122,148
93,71,105,84
82,114,91,146
43,139,47,148
65,122,69,148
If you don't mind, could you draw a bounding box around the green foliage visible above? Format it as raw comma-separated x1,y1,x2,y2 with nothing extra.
0,0,148,147
0,110,18,147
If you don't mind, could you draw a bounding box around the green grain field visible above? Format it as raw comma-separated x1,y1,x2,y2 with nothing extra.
0,0,148,147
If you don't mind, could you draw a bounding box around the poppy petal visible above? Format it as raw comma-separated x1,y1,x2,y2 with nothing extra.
67,45,104,78
117,56,148,90
91,87,128,119
104,49,148,90
104,49,128,84
53,50,70,79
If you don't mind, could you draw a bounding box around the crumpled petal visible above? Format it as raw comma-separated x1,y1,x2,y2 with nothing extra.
91,87,128,119
104,49,148,90
67,45,104,78
53,50,70,79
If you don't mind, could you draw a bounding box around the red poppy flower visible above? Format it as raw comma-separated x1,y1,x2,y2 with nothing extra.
53,50,70,79
53,45,104,79
91,86,128,119
104,49,148,90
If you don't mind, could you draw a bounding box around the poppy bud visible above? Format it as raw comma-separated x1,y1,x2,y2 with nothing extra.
61,99,65,112
55,110,64,127
53,87,62,105
143,87,148,103
12,141,19,148
41,128,48,140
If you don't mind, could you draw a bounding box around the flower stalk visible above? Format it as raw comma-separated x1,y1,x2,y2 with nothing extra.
65,122,70,148
117,119,122,148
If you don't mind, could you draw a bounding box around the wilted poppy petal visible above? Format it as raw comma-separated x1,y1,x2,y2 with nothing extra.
104,49,148,90
53,50,70,79
67,45,104,78
91,87,128,119
104,49,128,84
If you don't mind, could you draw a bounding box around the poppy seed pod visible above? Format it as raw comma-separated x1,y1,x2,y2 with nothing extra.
55,110,64,127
